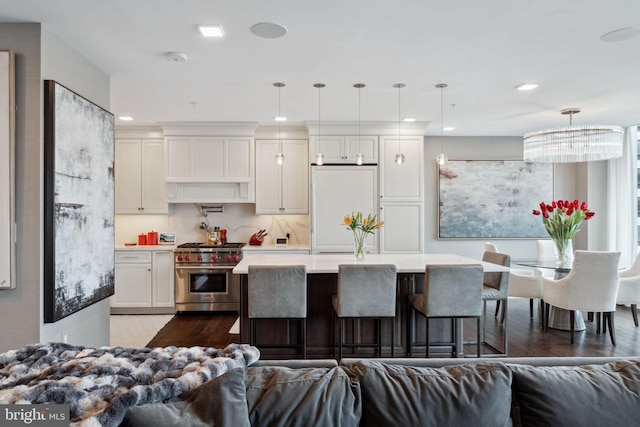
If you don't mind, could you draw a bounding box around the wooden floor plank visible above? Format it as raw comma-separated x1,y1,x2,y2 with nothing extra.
146,300,640,358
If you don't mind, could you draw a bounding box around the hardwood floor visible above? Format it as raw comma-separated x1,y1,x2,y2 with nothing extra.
146,300,640,358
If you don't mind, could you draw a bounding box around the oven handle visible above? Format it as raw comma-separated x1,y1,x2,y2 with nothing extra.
175,265,234,271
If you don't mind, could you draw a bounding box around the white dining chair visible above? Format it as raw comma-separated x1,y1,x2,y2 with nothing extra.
542,250,621,345
485,242,543,324
617,252,640,327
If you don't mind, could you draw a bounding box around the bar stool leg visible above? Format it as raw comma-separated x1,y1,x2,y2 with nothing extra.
391,317,395,358
425,318,430,358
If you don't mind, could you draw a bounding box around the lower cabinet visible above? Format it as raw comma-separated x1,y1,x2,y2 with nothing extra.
112,250,175,314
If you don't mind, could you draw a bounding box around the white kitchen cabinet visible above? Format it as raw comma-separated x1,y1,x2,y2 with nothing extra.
379,136,424,201
164,137,253,182
152,251,175,307
256,139,308,214
112,251,152,308
309,136,378,164
112,249,175,312
311,165,378,253
379,202,424,253
115,139,168,214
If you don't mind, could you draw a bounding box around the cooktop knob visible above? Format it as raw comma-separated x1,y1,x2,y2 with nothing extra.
211,255,218,262
197,255,203,261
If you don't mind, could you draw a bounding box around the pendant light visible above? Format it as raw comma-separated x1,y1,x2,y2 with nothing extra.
314,83,325,165
435,83,448,166
274,82,286,165
523,108,623,162
394,83,405,165
354,83,365,165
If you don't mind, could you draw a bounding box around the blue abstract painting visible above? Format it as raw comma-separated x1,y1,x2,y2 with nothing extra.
438,160,553,239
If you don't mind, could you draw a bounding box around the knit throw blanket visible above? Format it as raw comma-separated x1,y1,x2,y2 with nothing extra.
0,342,260,427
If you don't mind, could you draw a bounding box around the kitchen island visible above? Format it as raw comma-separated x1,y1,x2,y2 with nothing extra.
233,253,510,359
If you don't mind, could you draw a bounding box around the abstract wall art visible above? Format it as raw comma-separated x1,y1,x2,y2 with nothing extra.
44,80,115,322
438,160,553,239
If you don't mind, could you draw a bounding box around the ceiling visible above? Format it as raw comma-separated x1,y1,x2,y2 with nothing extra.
2,0,640,136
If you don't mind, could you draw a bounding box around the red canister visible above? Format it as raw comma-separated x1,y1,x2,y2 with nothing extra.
147,231,158,246
137,233,147,245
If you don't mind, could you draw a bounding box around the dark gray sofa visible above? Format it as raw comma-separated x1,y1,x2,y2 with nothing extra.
120,357,640,427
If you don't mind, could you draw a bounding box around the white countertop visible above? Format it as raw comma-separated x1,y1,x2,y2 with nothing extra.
233,253,510,274
115,244,175,251
242,244,311,252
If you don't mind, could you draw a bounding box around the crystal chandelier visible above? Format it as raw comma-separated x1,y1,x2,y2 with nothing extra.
523,108,623,163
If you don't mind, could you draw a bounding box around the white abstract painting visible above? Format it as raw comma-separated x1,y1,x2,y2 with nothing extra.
438,160,553,239
44,81,115,322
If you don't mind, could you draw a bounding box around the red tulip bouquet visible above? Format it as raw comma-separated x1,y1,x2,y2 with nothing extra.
532,199,595,263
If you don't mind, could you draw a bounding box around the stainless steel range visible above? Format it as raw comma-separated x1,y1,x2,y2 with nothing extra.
174,242,245,313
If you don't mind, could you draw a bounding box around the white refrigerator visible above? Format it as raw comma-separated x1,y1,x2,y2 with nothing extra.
311,165,378,254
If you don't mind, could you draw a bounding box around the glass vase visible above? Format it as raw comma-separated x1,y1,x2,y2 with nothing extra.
552,238,573,267
353,230,366,261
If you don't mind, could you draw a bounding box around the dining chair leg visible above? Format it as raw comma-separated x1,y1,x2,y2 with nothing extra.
596,312,601,334
570,310,575,344
451,318,457,357
331,311,336,360
606,312,616,346
529,299,534,318
494,301,501,318
603,312,608,334
544,303,550,332
632,304,639,327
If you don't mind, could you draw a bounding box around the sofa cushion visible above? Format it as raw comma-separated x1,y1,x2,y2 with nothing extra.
511,359,640,427
120,367,250,427
244,366,361,427
347,360,512,427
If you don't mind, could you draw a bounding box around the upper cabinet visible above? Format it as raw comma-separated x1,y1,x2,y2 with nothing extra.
309,135,378,164
161,122,258,203
379,136,424,201
115,138,168,214
164,137,253,182
255,139,309,214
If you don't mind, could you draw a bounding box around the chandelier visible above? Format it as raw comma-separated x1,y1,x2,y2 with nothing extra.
523,108,623,163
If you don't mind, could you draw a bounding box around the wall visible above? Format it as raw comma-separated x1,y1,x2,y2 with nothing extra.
0,24,43,352
116,204,310,247
0,24,111,352
39,28,111,346
423,135,593,260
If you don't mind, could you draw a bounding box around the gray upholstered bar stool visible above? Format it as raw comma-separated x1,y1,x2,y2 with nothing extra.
479,251,510,356
407,264,484,357
248,265,307,359
332,264,397,360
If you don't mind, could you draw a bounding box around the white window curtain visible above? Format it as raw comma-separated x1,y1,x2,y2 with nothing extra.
607,125,638,268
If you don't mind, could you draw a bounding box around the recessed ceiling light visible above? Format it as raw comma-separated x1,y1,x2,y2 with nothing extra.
601,27,640,42
403,117,416,122
198,25,224,38
118,116,133,121
443,127,455,131
275,116,287,122
251,22,288,39
516,83,539,91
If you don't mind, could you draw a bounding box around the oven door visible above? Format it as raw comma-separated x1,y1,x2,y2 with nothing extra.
175,266,239,312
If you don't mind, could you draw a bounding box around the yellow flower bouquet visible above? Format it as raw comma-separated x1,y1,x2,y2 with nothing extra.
342,212,384,260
